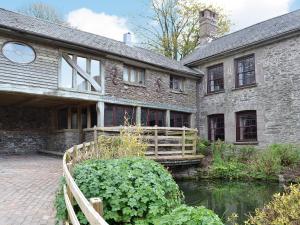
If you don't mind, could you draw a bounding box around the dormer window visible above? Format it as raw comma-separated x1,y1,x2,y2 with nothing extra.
123,65,145,85
170,75,184,92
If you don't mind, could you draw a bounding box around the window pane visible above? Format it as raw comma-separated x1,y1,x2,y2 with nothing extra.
58,108,68,129
170,111,190,127
130,69,137,82
208,114,224,141
60,58,73,88
170,76,184,91
104,104,114,126
138,70,145,84
123,66,129,82
81,108,87,129
76,73,87,91
91,59,101,85
236,111,257,141
90,106,97,127
207,64,224,93
71,108,78,129
77,57,87,72
141,109,148,126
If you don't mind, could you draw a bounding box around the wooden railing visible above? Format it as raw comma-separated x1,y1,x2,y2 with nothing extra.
63,126,199,225
63,142,109,225
85,126,198,160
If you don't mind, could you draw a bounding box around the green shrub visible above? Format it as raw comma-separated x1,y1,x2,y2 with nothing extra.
54,177,67,223
155,204,224,225
196,138,210,156
245,184,300,225
73,157,182,224
210,161,248,179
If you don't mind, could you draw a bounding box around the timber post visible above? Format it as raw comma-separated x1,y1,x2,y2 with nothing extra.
90,198,104,217
154,125,158,158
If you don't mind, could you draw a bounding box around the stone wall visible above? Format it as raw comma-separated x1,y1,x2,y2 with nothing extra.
104,59,197,111
195,35,300,147
0,106,50,154
47,130,81,153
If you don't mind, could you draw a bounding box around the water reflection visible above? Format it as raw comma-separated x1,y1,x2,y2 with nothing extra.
177,180,283,224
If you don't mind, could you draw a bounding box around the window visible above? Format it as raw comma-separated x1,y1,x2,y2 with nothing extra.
104,104,136,126
208,114,225,141
170,76,184,92
236,111,257,142
57,105,97,130
170,111,190,127
59,53,101,91
123,65,145,85
58,108,68,129
235,54,255,87
2,41,36,64
141,108,165,126
207,64,224,93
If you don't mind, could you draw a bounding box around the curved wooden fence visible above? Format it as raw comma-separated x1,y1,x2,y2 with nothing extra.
63,126,199,224
63,141,109,225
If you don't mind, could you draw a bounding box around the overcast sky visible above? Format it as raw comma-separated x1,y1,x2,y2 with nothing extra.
1,0,299,42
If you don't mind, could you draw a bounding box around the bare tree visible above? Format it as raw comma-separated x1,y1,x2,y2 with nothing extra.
137,0,231,60
18,2,66,25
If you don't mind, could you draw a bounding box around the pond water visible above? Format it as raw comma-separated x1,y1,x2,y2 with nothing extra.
177,180,284,224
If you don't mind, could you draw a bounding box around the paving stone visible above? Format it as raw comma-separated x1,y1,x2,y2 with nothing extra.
0,154,62,225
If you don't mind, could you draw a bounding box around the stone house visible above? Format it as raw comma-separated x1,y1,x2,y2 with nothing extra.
0,8,300,153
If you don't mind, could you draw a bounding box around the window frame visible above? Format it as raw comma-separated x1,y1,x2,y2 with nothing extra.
59,51,102,92
207,63,224,93
123,65,145,85
235,54,256,88
170,111,190,127
236,110,257,142
104,104,136,127
208,114,225,141
2,41,36,64
141,108,165,127
170,75,185,92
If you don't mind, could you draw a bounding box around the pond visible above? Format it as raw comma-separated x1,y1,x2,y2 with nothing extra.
177,180,284,224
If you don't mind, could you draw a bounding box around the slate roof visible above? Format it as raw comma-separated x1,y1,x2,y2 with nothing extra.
182,9,300,65
0,8,199,76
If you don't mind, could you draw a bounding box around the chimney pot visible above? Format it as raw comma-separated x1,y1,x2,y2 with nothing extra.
123,32,132,46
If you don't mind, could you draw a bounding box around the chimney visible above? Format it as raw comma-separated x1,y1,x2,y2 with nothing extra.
123,32,132,46
198,9,218,46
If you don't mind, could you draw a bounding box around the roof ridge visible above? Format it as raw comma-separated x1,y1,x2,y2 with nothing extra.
212,8,300,42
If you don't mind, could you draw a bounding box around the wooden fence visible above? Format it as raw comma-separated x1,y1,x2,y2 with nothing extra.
63,126,199,225
86,126,198,160
63,142,109,225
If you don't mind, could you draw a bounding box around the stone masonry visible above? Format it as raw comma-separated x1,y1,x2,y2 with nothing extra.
196,35,300,147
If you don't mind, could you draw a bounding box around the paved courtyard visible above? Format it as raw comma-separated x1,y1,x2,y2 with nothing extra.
0,154,62,225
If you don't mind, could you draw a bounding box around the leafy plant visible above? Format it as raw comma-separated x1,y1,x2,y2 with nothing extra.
154,204,224,225
245,184,300,225
73,157,183,224
54,177,67,224
196,138,210,156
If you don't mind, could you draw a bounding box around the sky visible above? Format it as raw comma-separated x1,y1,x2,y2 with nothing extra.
1,0,300,42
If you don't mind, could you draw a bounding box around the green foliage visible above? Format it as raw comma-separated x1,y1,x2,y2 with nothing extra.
196,138,210,156
155,205,224,225
54,177,67,224
73,157,182,224
245,184,300,225
253,144,300,177
204,142,300,180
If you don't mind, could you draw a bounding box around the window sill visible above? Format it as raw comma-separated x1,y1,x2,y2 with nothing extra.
170,90,187,95
232,83,257,91
234,141,258,145
205,90,225,96
58,87,102,95
123,81,146,88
